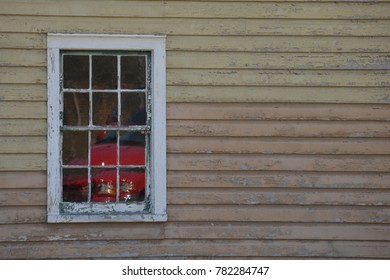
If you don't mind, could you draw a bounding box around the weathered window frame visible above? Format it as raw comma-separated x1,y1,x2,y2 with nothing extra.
47,34,167,223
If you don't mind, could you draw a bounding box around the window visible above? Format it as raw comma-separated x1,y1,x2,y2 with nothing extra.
47,34,166,222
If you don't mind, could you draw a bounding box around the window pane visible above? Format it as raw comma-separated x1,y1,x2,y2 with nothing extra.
63,168,89,202
91,133,118,166
63,92,89,126
93,92,118,126
91,168,116,202
63,55,89,89
92,56,117,89
121,92,146,126
121,56,146,89
62,131,88,166
119,134,145,165
119,168,145,202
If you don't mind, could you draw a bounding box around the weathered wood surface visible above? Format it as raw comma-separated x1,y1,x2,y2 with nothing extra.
1,17,390,36
0,102,46,119
0,172,46,189
1,223,389,242
167,171,390,189
0,136,46,154
1,205,389,224
2,1,390,19
1,0,390,260
167,103,390,121
0,84,46,101
0,119,46,136
168,137,390,155
1,240,390,259
2,187,389,207
4,49,390,70
168,69,390,87
3,33,390,53
167,86,390,103
168,120,390,138
167,36,390,53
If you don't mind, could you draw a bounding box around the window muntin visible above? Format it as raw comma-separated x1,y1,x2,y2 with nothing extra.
47,34,167,223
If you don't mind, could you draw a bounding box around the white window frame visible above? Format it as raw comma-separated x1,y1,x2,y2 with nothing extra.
47,34,166,223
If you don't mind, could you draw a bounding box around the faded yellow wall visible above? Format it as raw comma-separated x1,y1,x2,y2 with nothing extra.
0,0,390,259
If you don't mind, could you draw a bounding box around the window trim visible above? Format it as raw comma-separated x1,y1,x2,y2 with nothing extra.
47,34,167,223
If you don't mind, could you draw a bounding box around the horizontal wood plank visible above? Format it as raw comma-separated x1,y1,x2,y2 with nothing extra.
0,171,46,189
0,189,46,206
0,119,46,136
168,171,390,189
168,69,390,87
0,84,46,101
1,240,389,259
0,206,46,224
1,223,389,242
167,103,390,121
167,86,390,103
1,17,389,36
3,33,390,53
3,187,389,207
168,188,390,206
2,1,389,19
0,67,46,84
0,136,46,154
0,101,46,119
0,154,46,171
167,35,390,53
167,120,390,138
0,49,46,67
168,205,390,223
167,137,390,155
167,154,390,172
168,52,390,70
6,49,390,70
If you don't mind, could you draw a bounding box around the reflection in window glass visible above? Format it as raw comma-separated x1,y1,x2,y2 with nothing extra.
120,168,145,202
93,92,118,126
121,92,146,126
62,131,88,166
91,168,117,202
121,56,146,89
63,55,89,89
63,168,88,202
63,92,89,126
92,56,117,89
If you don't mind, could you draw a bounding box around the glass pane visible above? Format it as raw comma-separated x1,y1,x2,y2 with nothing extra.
121,56,146,89
93,92,118,126
63,168,88,202
91,132,118,166
119,132,145,165
62,131,88,166
121,92,146,126
92,56,117,89
91,168,117,202
119,168,145,202
63,55,89,89
63,92,89,126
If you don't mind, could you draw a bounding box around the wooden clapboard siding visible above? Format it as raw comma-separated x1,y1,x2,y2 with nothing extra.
168,36,390,53
1,16,390,36
1,0,390,259
2,240,390,259
2,1,390,19
0,172,46,189
167,86,390,103
1,223,389,242
167,171,390,189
